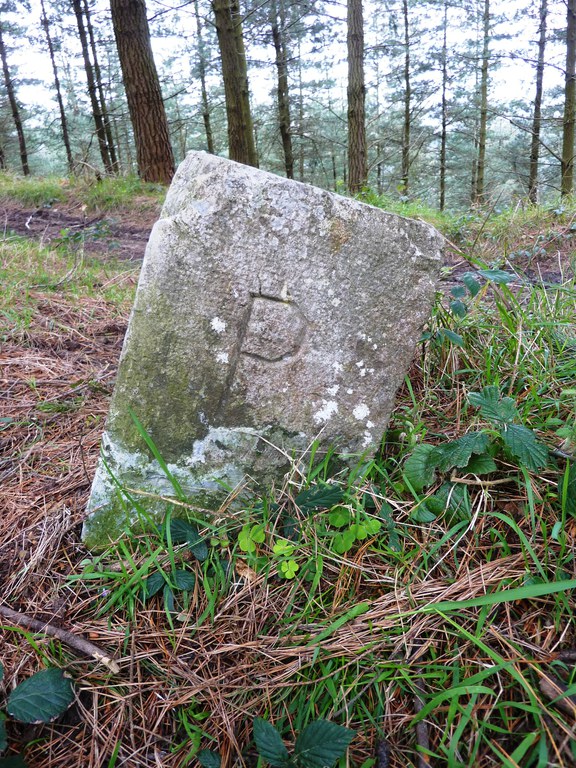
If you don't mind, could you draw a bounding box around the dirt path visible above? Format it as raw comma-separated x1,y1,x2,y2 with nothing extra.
0,198,157,262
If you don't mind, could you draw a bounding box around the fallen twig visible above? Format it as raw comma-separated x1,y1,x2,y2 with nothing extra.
0,603,120,674
540,672,576,719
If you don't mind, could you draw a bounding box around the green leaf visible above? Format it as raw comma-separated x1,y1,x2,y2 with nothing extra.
250,524,266,544
253,719,290,767
163,584,175,613
364,518,382,535
197,749,221,768
478,269,515,284
0,714,6,753
0,662,3,682
501,424,548,470
141,570,166,601
295,483,345,513
450,299,467,318
468,386,518,424
328,507,350,527
436,483,471,522
7,669,74,723
465,453,498,475
168,520,208,561
293,720,355,768
433,432,490,472
410,503,438,523
437,328,464,347
559,464,576,515
279,559,300,578
404,444,438,492
0,756,28,768
450,285,467,298
333,528,357,554
462,272,481,297
172,569,196,591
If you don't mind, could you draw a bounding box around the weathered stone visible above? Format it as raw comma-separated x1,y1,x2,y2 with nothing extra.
83,151,443,546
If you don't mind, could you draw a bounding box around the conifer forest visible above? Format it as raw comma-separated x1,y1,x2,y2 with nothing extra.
0,0,574,209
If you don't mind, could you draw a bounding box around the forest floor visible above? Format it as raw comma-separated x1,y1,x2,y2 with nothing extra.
1,179,576,768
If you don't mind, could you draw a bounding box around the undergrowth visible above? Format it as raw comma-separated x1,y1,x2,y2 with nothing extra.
1,190,575,767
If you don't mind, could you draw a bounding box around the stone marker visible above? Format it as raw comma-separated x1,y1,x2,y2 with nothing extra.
83,151,443,546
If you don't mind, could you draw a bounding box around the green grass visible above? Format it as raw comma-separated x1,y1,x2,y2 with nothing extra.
0,171,165,212
1,180,576,766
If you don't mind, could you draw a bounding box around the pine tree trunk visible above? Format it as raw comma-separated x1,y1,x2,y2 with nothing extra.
562,0,576,197
297,38,304,180
400,0,411,197
40,0,74,173
528,0,547,203
110,0,175,184
83,0,119,173
194,0,215,154
472,0,490,204
0,22,29,175
347,0,367,193
71,0,113,172
439,0,448,210
270,0,294,178
212,0,258,167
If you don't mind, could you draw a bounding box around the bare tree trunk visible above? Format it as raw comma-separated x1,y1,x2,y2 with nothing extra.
72,0,113,172
347,0,367,193
439,0,448,210
194,0,215,154
562,0,576,197
83,0,119,173
400,0,411,197
212,0,258,167
110,0,175,183
472,0,490,204
270,0,294,178
528,0,547,202
40,0,74,173
0,22,29,175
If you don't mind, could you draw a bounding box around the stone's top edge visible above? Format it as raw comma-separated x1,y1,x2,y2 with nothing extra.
163,150,444,244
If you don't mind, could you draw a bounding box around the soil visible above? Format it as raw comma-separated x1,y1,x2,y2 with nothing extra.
0,196,159,262
2,195,574,284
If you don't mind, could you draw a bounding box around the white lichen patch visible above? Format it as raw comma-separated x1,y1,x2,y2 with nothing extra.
327,385,340,396
353,403,370,421
210,316,226,334
362,430,373,447
216,351,229,363
313,399,339,424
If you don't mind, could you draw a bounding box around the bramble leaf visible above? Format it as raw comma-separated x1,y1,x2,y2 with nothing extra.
141,570,165,600
197,749,221,768
462,272,481,297
293,719,355,768
478,269,515,284
295,483,345,513
433,432,490,472
465,453,498,475
468,386,518,424
167,519,208,561
404,444,438,492
0,713,6,753
500,424,548,470
253,719,290,767
172,569,196,591
7,669,74,724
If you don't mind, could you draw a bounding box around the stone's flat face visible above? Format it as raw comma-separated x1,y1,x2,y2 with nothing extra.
84,151,443,547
